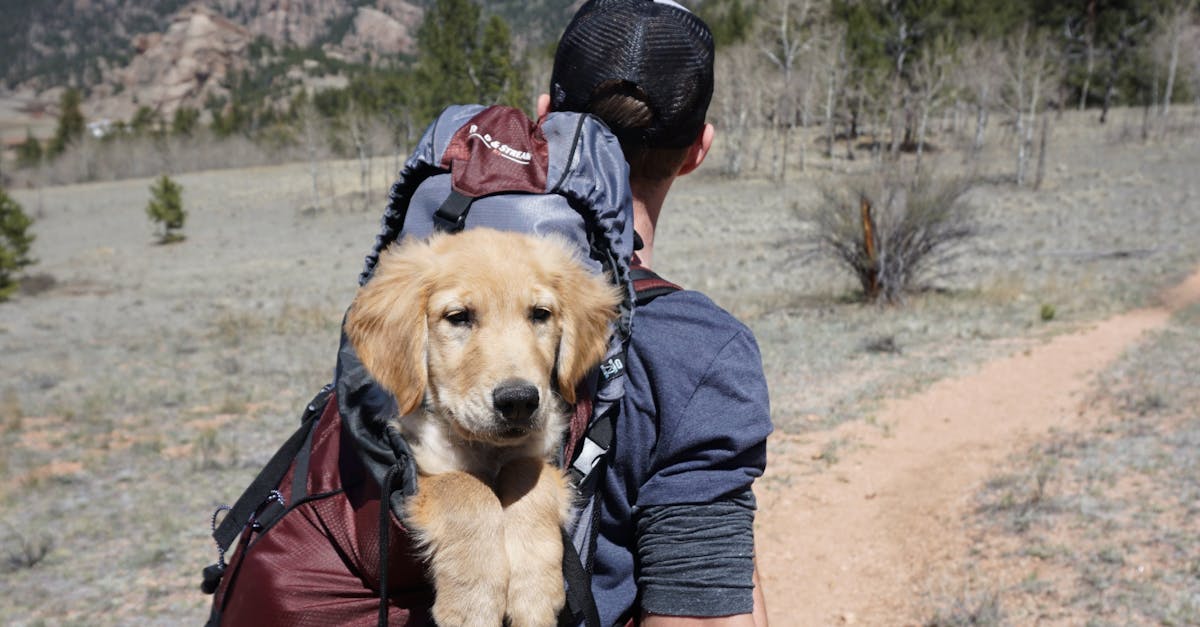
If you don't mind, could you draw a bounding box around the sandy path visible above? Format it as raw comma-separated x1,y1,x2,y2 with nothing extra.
756,267,1200,626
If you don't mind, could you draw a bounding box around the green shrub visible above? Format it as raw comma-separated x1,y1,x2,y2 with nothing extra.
0,187,36,301
15,130,43,168
146,175,186,244
1039,303,1056,321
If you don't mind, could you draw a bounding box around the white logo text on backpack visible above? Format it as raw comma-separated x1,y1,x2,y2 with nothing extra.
468,124,533,165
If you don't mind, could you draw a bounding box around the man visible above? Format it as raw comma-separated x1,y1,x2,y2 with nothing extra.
541,2,773,625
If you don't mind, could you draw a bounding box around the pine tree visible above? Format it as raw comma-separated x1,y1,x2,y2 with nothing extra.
475,15,525,109
414,0,528,117
146,175,186,244
15,129,42,168
0,187,36,301
171,107,200,136
48,88,85,157
698,0,759,46
417,0,482,113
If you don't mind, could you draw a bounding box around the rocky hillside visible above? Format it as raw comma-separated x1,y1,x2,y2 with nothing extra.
0,0,420,123
1,0,419,87
0,0,578,123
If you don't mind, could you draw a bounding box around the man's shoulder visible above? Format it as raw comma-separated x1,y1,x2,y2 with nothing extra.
630,287,759,365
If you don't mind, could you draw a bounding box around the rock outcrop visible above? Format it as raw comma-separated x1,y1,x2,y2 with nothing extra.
91,5,253,121
83,0,421,122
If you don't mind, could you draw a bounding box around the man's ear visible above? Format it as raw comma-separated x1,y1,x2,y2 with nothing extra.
536,93,552,119
344,242,431,416
676,122,715,177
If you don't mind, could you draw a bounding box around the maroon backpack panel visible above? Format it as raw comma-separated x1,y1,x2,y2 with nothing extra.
209,395,433,625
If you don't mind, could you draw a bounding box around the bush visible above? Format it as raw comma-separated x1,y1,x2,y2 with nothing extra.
0,187,36,301
811,173,978,304
15,130,42,168
2,523,54,573
146,175,186,244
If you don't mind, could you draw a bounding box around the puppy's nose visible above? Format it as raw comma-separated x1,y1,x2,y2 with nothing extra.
493,380,540,425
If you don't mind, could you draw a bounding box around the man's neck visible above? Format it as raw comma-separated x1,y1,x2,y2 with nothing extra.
631,178,672,269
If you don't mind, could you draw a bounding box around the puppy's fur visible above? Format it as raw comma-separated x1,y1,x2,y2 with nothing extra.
345,228,621,627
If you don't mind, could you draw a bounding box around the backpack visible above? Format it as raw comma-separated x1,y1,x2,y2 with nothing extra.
201,105,681,627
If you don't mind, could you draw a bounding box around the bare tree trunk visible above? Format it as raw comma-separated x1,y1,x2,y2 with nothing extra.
1034,112,1050,190
798,70,814,173
347,106,372,211
889,77,904,157
824,71,836,159
1142,93,1152,142
1162,9,1183,117
915,104,929,174
1022,43,1046,186
1080,0,1096,111
1015,109,1027,186
845,96,858,161
300,102,322,211
728,107,747,175
1100,36,1124,125
972,86,989,160
1080,39,1094,111
760,0,812,181
1013,30,1028,185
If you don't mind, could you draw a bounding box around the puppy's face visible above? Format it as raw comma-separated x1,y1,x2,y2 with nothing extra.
346,229,621,447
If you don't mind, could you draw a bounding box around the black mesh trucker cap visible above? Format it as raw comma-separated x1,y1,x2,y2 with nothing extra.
550,0,714,149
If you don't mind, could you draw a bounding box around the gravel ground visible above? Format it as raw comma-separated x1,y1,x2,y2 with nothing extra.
1,107,1198,624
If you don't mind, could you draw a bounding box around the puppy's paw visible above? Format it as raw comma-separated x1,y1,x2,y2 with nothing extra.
408,471,509,627
504,570,565,627
431,586,507,627
497,459,569,627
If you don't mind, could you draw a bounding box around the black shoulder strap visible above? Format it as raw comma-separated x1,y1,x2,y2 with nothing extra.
559,528,602,627
211,385,331,551
630,265,682,306
567,264,680,486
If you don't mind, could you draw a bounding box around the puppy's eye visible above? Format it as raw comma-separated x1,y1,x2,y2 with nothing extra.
444,309,472,327
530,306,553,323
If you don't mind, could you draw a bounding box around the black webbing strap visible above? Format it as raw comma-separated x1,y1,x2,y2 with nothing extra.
289,415,318,503
433,189,474,232
566,267,680,488
560,527,602,627
211,387,331,552
630,266,682,306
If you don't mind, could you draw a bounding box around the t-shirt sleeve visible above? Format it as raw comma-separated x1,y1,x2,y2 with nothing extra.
635,326,772,508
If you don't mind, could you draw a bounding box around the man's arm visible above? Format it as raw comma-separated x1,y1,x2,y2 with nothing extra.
632,310,773,622
643,565,768,627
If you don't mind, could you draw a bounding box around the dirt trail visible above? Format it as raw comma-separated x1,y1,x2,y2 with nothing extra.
756,267,1200,626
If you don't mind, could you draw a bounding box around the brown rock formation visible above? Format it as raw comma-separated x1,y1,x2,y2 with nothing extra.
92,5,253,121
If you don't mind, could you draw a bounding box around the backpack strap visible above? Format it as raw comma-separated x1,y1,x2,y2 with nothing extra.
630,264,682,306
201,384,333,595
566,264,680,484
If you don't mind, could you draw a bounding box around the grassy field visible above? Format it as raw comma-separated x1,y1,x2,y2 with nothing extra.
1,107,1199,624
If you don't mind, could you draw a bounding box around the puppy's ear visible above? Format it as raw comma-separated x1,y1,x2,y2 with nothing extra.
552,251,622,404
345,240,431,415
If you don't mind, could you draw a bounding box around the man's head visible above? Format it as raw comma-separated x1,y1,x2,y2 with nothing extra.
546,0,715,181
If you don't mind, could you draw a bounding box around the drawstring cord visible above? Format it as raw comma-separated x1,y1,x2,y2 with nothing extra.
377,463,401,627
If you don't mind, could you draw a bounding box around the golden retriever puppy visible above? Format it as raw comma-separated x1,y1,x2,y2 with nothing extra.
345,228,621,627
